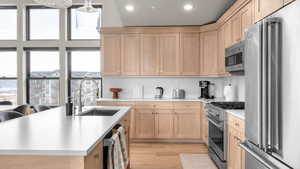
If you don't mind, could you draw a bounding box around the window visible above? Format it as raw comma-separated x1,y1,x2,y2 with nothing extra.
68,6,101,40
0,6,17,40
27,6,60,40
26,49,60,105
68,48,102,104
0,49,17,104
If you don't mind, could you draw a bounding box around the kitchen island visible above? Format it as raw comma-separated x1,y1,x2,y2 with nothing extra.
0,106,131,169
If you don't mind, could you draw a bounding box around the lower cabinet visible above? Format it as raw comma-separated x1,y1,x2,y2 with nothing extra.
201,104,209,145
227,114,245,169
155,109,174,138
174,109,201,139
84,143,103,169
135,108,156,139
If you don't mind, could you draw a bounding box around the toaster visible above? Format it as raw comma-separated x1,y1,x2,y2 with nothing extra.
172,89,186,99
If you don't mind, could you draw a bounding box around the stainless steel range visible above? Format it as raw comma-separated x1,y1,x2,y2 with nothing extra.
205,102,245,169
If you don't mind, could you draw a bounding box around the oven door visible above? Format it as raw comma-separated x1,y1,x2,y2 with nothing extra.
208,116,226,161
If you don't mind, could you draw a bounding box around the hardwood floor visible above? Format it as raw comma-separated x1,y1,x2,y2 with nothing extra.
130,143,208,169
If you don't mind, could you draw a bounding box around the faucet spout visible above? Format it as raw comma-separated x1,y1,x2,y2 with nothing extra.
78,77,99,113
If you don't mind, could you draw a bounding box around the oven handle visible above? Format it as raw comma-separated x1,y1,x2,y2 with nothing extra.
206,115,223,129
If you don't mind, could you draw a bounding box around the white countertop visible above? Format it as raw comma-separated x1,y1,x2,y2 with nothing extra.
0,106,131,156
226,110,245,120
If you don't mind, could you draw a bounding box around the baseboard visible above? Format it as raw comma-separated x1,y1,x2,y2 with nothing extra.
130,139,204,144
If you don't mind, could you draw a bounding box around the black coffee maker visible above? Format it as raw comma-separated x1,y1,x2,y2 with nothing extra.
199,81,214,99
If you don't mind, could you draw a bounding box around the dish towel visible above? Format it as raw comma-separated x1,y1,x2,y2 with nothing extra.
107,132,125,169
117,126,129,167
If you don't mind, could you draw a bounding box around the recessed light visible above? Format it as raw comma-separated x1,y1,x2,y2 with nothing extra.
125,4,135,12
184,3,193,11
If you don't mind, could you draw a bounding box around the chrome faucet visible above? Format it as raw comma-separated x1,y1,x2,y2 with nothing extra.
78,77,99,113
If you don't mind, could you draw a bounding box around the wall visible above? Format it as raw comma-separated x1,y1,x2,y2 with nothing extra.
103,77,225,99
102,76,245,101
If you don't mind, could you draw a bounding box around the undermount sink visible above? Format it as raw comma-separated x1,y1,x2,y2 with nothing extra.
78,108,119,116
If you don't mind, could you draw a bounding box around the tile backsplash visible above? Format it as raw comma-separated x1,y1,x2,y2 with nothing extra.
102,76,245,101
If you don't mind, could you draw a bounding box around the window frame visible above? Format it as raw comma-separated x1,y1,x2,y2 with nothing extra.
25,48,60,105
67,47,102,98
0,6,17,40
0,48,18,104
26,6,60,41
67,5,102,41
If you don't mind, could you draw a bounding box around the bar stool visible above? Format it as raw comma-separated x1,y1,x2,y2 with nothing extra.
0,101,13,105
0,111,24,122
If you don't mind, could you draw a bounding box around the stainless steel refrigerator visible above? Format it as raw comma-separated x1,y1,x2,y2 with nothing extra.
242,1,300,169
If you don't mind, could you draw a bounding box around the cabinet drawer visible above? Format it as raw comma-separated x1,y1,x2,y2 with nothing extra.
173,102,200,109
135,102,156,109
154,102,173,109
228,114,245,133
117,102,135,107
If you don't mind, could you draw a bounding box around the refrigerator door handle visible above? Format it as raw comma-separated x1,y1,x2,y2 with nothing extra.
266,18,281,154
240,142,279,169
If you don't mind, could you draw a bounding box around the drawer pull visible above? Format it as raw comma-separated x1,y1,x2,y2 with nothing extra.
235,123,240,127
94,154,100,159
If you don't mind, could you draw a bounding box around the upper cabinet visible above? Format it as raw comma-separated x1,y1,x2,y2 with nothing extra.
201,31,219,76
231,14,242,44
121,34,141,76
240,1,254,40
101,34,121,76
140,34,160,76
224,21,233,48
218,26,227,75
254,0,284,22
159,33,180,76
179,33,200,76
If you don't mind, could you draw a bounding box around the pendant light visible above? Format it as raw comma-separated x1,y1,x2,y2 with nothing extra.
77,0,98,13
33,0,72,9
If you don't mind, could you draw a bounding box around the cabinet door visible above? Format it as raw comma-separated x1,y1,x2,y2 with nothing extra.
135,108,155,139
231,14,242,44
218,25,226,75
174,110,201,139
200,31,219,75
101,34,121,76
121,34,140,75
224,21,232,48
255,0,283,22
155,109,174,139
159,33,180,76
241,1,254,40
180,33,200,75
228,128,237,169
201,108,209,145
84,143,103,169
141,34,160,76
284,0,295,5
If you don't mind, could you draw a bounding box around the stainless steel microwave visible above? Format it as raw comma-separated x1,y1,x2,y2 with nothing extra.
225,41,245,72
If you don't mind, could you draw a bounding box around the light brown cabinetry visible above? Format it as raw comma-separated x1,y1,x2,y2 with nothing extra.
84,143,103,169
174,109,201,139
231,14,242,44
155,109,174,138
159,33,180,76
140,34,160,76
201,31,219,75
241,1,254,40
179,33,200,75
284,0,295,5
228,114,245,169
254,0,283,22
201,104,209,145
121,34,140,75
135,108,156,139
218,25,227,75
101,34,121,76
224,21,233,48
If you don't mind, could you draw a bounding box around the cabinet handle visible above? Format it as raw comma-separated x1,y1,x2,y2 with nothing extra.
235,123,240,127
94,154,100,159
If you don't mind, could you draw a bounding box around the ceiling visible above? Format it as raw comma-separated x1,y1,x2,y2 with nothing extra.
114,0,236,26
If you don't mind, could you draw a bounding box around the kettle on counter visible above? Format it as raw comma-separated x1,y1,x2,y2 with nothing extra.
155,87,164,99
